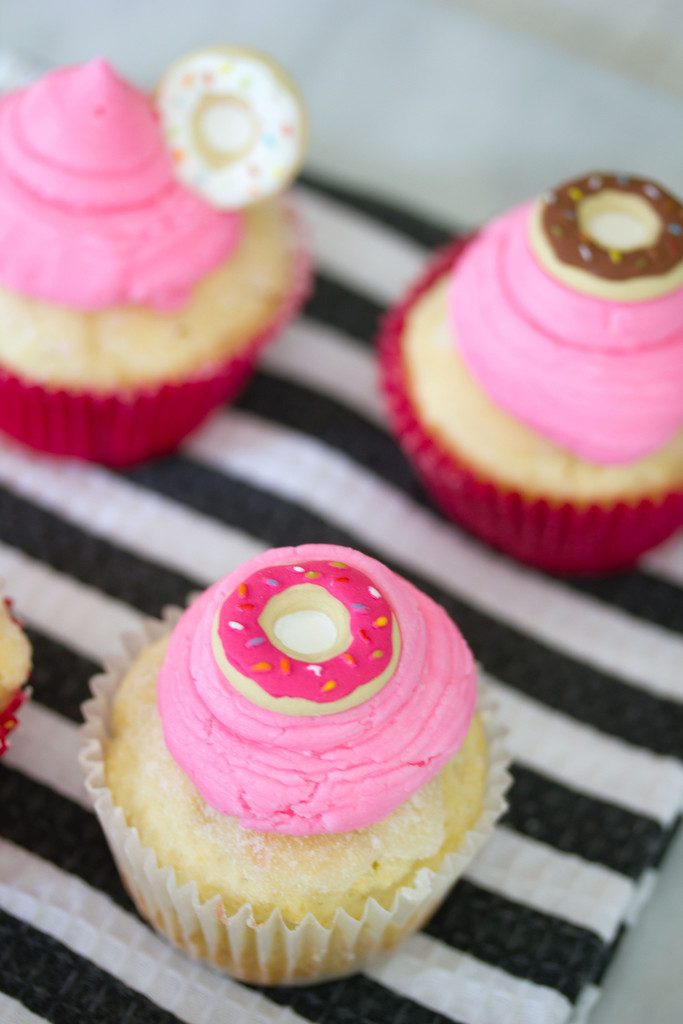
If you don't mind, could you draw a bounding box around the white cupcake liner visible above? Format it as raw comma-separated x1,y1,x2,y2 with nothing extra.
80,604,512,985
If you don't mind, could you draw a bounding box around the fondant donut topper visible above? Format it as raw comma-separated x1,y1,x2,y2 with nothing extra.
156,46,306,210
212,558,401,715
539,173,683,282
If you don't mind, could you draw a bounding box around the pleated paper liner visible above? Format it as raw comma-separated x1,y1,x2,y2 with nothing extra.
377,237,683,574
0,204,311,468
80,604,511,986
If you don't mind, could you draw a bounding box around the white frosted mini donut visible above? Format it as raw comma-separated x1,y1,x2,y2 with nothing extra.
156,46,306,210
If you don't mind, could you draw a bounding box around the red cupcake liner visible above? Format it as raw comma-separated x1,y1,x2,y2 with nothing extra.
0,205,311,467
378,237,683,574
0,687,26,757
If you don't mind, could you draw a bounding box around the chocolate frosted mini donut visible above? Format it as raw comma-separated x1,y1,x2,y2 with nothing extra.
531,172,683,300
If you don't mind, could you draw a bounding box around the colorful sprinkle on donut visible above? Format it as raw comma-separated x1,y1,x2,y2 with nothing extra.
156,46,306,210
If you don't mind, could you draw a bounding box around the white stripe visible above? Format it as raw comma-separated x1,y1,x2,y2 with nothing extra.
0,841,306,1024
4,702,90,810
367,932,571,1024
7,689,636,946
570,985,603,1024
295,185,427,304
187,411,683,703
485,677,683,825
263,317,385,425
0,542,142,663
2,446,679,822
465,825,632,943
623,869,659,928
0,994,47,1024
0,439,263,590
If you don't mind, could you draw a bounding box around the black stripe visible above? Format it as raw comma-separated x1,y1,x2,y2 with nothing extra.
652,812,683,869
242,363,683,637
26,627,98,723
1,766,131,910
590,921,627,991
3,766,606,1012
425,881,601,1003
0,485,192,618
122,456,683,761
567,570,683,636
0,909,183,1024
506,766,669,879
305,271,381,345
262,975,465,1024
300,172,455,249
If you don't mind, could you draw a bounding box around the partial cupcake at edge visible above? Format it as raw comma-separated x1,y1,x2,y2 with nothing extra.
81,543,509,984
0,593,32,757
379,172,683,573
0,48,311,465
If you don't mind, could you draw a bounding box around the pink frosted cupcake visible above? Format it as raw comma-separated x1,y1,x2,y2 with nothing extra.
379,173,683,573
0,49,310,465
0,596,32,757
81,544,509,983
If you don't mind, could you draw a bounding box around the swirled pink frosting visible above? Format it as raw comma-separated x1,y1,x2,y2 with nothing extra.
0,59,243,310
157,544,477,835
448,201,683,463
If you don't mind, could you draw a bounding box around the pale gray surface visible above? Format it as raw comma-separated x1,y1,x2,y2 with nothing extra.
2,1,682,1021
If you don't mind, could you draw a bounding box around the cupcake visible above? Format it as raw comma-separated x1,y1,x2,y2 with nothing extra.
81,544,509,984
0,49,310,465
0,595,32,757
379,172,683,573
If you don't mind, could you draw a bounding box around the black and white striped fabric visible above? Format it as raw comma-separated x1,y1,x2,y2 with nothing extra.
1,173,683,1024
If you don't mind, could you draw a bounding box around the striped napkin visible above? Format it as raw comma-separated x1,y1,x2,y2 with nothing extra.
1,162,682,1024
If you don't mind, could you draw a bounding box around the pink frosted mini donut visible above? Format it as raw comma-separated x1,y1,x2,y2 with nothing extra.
213,558,399,714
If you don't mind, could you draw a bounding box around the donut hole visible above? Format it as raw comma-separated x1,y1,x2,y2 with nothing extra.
274,611,337,656
578,190,661,251
194,94,257,166
260,584,352,663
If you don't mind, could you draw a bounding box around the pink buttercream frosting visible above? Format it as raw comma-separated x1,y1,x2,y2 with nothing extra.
0,59,243,310
448,201,683,463
157,544,477,835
